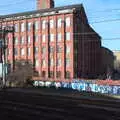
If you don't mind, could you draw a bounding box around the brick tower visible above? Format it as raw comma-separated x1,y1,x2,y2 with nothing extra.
37,0,54,10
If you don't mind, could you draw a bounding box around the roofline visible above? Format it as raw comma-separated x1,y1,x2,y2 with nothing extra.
1,4,82,19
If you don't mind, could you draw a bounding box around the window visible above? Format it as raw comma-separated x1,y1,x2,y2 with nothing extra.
35,47,39,54
28,36,31,44
21,36,25,44
42,71,46,77
50,58,54,66
66,45,70,54
35,59,39,67
14,24,18,32
65,17,70,27
42,46,46,54
42,20,46,29
50,34,54,42
66,32,70,41
35,35,39,43
66,58,70,67
27,22,32,31
57,18,62,28
14,48,18,56
49,46,54,53
20,48,25,56
49,71,54,78
27,47,30,56
66,71,71,78
57,46,62,53
57,58,62,67
42,35,46,43
35,21,39,30
50,19,54,28
21,23,25,32
14,37,18,45
42,59,46,67
56,71,61,78
57,33,62,41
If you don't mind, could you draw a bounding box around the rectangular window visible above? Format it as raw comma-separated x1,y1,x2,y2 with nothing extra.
49,71,54,78
14,24,18,32
49,46,54,53
66,32,70,41
27,22,32,31
35,21,39,30
57,58,61,67
42,20,46,29
66,45,70,54
57,18,62,28
42,59,46,67
50,34,54,42
56,71,61,78
14,48,18,56
35,59,39,67
65,17,70,27
21,23,25,32
14,37,18,45
20,48,25,56
50,19,54,28
35,47,39,54
35,35,39,43
57,33,62,42
28,36,31,44
50,58,54,67
42,35,46,43
21,36,25,44
27,47,30,56
66,58,70,67
42,46,46,54
57,46,62,53
65,71,71,79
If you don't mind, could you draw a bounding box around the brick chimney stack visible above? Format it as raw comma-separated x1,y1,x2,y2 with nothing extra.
37,0,54,10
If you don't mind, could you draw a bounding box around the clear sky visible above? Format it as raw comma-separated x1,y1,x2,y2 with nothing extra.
0,0,120,51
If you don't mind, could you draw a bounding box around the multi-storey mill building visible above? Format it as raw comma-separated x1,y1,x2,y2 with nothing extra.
0,0,102,80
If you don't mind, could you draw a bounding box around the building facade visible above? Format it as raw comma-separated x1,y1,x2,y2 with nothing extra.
0,0,102,80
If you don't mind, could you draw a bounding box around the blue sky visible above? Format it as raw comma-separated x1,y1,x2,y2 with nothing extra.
0,0,120,50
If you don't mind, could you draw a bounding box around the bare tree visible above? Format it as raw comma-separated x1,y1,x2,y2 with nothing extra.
6,60,36,87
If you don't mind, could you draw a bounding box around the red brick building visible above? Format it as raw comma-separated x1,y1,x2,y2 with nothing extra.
0,0,102,80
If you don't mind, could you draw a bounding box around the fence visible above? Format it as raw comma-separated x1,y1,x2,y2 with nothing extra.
33,79,120,95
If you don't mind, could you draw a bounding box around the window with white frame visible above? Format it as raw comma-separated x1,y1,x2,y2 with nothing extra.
42,46,46,54
21,23,25,32
21,36,25,44
50,34,54,42
66,45,70,54
35,47,39,54
35,35,39,43
57,18,62,28
35,21,39,30
50,58,54,66
57,33,62,41
14,48,18,56
14,24,18,32
14,37,18,45
42,35,46,43
27,22,32,31
28,36,31,44
66,58,70,67
42,59,46,67
65,17,70,27
42,20,46,29
66,32,70,41
57,58,62,67
27,47,31,56
50,19,54,28
20,48,25,56
35,59,39,67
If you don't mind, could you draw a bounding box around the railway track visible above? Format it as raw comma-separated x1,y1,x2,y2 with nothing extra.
0,89,120,120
